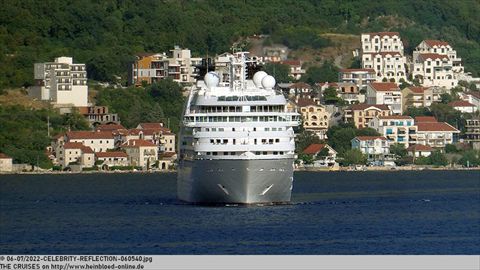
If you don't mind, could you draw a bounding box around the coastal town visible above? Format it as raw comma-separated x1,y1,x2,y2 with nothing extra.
1,32,479,173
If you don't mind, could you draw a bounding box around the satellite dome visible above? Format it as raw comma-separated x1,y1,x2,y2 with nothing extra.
253,71,268,87
261,75,276,89
204,72,220,88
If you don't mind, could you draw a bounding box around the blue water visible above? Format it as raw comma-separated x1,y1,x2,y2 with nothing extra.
1,171,479,254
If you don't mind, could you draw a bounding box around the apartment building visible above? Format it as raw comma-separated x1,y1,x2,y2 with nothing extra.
415,117,460,148
369,115,417,148
129,46,202,86
464,118,480,149
338,68,376,89
411,53,457,88
361,32,407,83
296,97,331,140
280,60,306,80
122,139,158,168
413,40,463,74
366,82,402,114
401,86,439,111
351,136,390,162
344,104,391,129
458,91,480,108
29,56,88,107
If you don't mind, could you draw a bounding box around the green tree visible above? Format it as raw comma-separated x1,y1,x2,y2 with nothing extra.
430,151,449,166
444,144,458,153
390,143,407,158
262,63,292,83
459,150,480,167
323,86,340,104
341,149,367,166
302,61,339,85
295,130,321,153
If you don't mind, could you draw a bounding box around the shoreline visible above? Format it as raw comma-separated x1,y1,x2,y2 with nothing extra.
2,167,480,175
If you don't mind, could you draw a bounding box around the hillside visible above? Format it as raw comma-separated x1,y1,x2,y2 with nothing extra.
0,0,479,88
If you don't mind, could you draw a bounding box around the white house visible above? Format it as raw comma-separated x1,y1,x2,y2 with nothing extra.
59,142,95,168
281,60,306,80
458,91,480,108
366,82,402,114
96,152,129,168
407,144,433,158
448,100,478,113
338,68,376,89
0,153,13,172
351,136,390,162
369,115,417,148
66,131,115,153
302,143,338,167
413,40,463,74
29,56,88,107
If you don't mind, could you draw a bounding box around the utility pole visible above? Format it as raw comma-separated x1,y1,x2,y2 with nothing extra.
47,115,50,137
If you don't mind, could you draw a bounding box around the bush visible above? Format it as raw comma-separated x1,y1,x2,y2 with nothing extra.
445,144,458,153
340,149,367,166
430,151,449,166
459,150,480,167
414,156,431,165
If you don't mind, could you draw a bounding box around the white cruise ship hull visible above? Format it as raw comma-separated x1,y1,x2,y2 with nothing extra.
177,159,294,204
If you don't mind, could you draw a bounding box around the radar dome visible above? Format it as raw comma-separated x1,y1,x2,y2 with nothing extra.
253,71,268,87
261,75,276,89
204,72,220,88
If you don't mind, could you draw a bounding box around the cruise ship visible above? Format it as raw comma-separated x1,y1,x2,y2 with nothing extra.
177,52,300,204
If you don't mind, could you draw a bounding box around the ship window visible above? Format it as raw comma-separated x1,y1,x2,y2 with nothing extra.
233,139,236,144
231,152,235,155
212,152,218,156
253,127,256,131
232,128,235,131
256,151,260,155
212,128,217,131
210,139,214,144
263,152,268,155
223,139,228,144
207,152,211,155
216,139,221,144
265,128,270,131
273,151,278,155
272,128,277,131
261,139,267,144
280,151,284,155
224,152,228,155
275,139,280,143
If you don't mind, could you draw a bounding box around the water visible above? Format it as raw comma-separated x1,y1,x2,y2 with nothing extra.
1,171,479,254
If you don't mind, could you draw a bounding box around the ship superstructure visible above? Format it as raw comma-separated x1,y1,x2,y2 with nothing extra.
177,52,300,204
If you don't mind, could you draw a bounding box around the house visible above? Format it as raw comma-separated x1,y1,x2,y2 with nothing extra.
280,60,305,80
302,144,338,167
369,115,417,148
338,68,376,89
413,40,463,74
411,53,457,88
28,56,88,107
65,131,115,153
407,144,434,158
458,91,480,108
128,46,202,86
288,82,313,96
158,152,177,170
122,139,158,169
448,100,477,113
415,117,460,148
295,97,331,140
366,82,402,114
335,82,364,105
95,152,129,168
344,104,391,128
401,86,439,111
351,136,392,164
361,32,406,83
95,124,126,132
464,118,480,150
0,153,13,172
59,142,95,168
77,106,120,127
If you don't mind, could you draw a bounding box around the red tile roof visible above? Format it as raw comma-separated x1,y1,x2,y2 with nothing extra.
415,116,437,123
354,136,387,141
424,40,450,47
95,124,126,131
290,82,312,89
160,152,177,158
122,139,156,148
81,146,94,154
138,123,164,129
296,97,318,107
378,115,413,120
370,82,400,92
281,60,301,66
407,87,428,94
96,151,128,158
367,32,400,37
303,144,327,155
63,142,84,149
371,51,402,57
417,122,459,132
449,100,475,107
0,153,11,159
66,131,114,140
406,144,433,151
418,53,449,61
349,104,390,111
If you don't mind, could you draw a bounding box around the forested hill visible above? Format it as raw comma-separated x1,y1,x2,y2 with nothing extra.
1,0,479,88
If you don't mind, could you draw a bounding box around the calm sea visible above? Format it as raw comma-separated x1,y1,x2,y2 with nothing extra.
0,171,479,254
